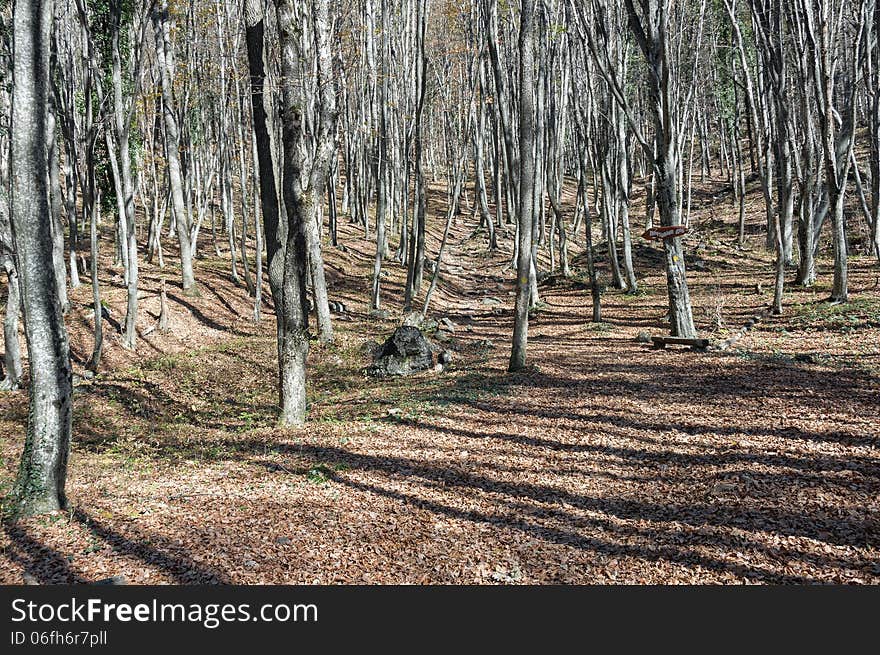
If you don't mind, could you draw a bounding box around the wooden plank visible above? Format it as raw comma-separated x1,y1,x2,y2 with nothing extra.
651,336,710,349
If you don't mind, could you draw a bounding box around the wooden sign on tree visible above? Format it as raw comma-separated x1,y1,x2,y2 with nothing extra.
642,225,689,240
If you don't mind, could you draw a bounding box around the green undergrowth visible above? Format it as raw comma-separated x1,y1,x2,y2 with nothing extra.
62,318,513,470
790,297,880,332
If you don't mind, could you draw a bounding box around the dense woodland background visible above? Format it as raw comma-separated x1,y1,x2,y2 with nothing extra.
0,0,878,584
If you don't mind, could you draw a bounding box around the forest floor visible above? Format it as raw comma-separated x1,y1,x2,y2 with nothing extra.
1,174,879,584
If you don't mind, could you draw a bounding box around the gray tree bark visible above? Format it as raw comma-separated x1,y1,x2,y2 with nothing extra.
509,0,538,371
153,0,195,292
0,21,21,390
624,0,697,337
9,0,72,516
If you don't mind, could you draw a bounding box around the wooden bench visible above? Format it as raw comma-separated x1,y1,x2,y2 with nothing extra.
651,336,710,351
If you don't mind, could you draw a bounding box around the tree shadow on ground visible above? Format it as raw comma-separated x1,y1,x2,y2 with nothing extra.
70,509,227,584
2,522,88,584
245,445,863,584
1,511,227,584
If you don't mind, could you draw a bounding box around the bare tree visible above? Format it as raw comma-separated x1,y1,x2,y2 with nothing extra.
153,0,195,292
9,0,72,516
510,0,538,371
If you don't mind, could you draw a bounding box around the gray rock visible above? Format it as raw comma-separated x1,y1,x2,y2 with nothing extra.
481,297,501,305
275,536,292,545
402,311,424,327
360,340,383,357
94,575,128,585
434,330,452,343
367,326,435,378
635,331,652,344
438,317,456,333
369,308,390,320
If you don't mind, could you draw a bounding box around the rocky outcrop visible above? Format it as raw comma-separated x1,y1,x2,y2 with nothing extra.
367,326,435,377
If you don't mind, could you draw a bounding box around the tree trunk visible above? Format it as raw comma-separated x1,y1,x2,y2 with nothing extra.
153,0,195,292
1,259,22,390
624,0,697,338
9,0,72,517
509,0,537,372
245,0,304,424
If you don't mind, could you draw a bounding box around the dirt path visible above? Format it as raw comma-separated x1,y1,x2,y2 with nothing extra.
1,205,879,584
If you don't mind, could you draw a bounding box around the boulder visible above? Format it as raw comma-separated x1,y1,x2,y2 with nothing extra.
368,326,435,378
360,340,383,357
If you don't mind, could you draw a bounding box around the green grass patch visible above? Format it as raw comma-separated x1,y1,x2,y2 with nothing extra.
587,321,614,333
790,298,880,333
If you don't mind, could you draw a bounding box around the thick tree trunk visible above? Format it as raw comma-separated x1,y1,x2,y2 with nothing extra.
9,0,72,516
624,0,696,338
654,148,697,338
248,0,336,423
245,0,301,424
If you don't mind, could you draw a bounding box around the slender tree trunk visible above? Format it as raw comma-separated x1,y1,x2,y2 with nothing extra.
86,186,103,372
46,109,69,315
153,0,195,292
510,0,537,372
1,259,22,390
